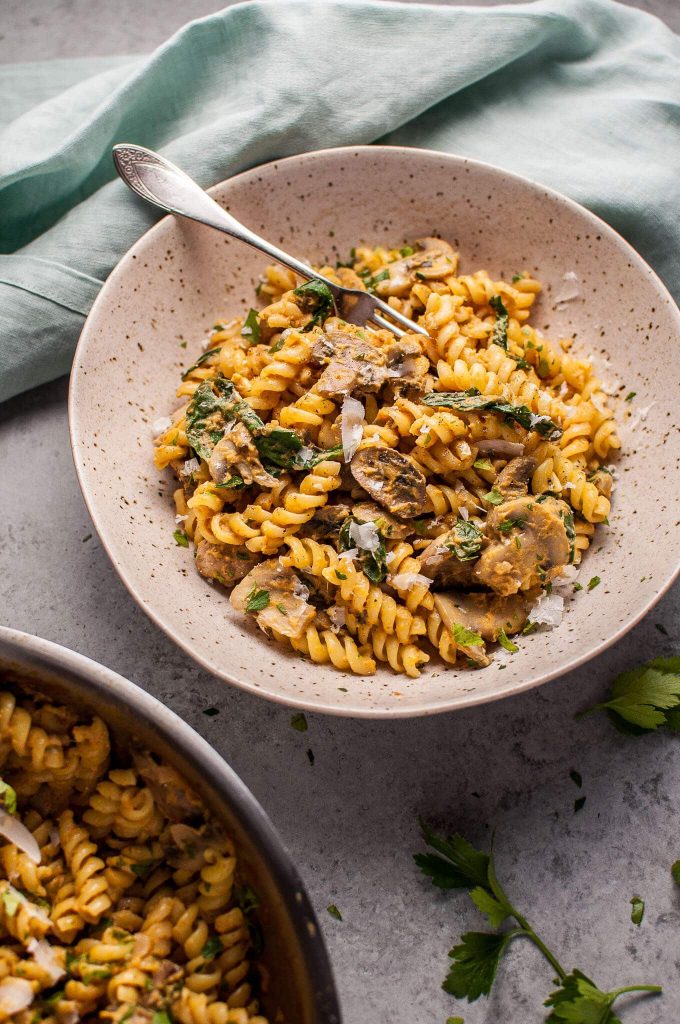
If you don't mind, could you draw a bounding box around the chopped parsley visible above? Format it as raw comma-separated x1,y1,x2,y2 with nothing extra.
399,245,415,257
269,337,285,353
574,796,586,813
452,623,484,648
291,712,308,732
234,884,260,915
512,273,524,283
497,630,518,653
625,391,636,402
569,769,583,789
587,576,601,591
630,896,644,927
173,530,189,547
0,779,17,815
473,458,493,472
215,474,246,490
483,488,503,506
573,582,583,592
498,516,527,534
151,1012,173,1024
202,707,219,717
327,904,343,921
245,587,270,613
671,861,680,886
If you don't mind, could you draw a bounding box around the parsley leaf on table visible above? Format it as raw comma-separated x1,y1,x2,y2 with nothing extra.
576,658,680,733
414,824,661,1016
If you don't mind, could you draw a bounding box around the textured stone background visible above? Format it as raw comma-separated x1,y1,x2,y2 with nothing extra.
1,3,679,1022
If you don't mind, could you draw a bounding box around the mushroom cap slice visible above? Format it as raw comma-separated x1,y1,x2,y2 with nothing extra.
350,444,429,518
433,590,531,643
195,540,260,586
230,558,315,639
494,456,537,498
474,495,570,596
353,501,412,540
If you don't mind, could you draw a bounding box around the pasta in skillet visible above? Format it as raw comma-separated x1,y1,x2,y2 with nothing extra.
154,239,620,677
0,686,268,1024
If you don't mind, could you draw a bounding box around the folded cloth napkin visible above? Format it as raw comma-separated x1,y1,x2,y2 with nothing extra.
1,0,678,404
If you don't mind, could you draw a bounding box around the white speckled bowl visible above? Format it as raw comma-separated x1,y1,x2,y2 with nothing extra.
70,146,680,717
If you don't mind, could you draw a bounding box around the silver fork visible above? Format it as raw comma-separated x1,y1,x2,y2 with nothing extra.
112,144,427,339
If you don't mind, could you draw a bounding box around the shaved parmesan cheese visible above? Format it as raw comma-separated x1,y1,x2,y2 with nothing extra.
553,270,580,307
175,514,187,524
349,520,381,553
458,441,472,458
339,548,358,564
27,939,65,984
341,397,365,463
293,578,310,602
327,606,346,633
298,446,315,466
389,572,432,590
476,439,524,457
151,416,172,436
181,457,200,477
0,978,33,1016
0,810,40,865
201,336,213,351
386,550,397,564
459,507,469,521
531,593,564,628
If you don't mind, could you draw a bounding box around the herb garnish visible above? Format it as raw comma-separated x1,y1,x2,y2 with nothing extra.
185,376,264,460
587,576,601,591
173,530,189,547
446,519,483,562
241,308,261,345
215,474,246,490
234,884,260,916
452,624,484,648
497,630,518,654
255,427,342,472
0,779,17,815
423,389,562,440
630,896,644,927
414,823,661,1015
489,295,509,350
327,904,343,920
181,345,222,380
293,280,335,330
577,656,680,734
201,936,224,961
245,587,270,613
473,457,493,472
291,712,308,732
483,489,503,506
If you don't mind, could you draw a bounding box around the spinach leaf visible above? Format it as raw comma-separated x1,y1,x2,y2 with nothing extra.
185,376,264,460
181,346,222,380
241,308,261,346
255,428,341,471
489,295,509,350
339,516,388,583
446,518,483,561
423,389,562,440
293,280,335,330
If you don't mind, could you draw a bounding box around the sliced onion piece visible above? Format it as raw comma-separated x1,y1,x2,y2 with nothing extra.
475,439,525,457
0,809,40,865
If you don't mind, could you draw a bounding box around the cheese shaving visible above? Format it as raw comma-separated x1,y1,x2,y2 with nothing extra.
348,519,381,553
341,396,365,463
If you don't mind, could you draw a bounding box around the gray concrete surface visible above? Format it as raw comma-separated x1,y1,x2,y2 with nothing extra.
2,3,680,1023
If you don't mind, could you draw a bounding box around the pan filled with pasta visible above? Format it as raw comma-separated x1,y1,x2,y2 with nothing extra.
0,625,340,1024
69,145,680,715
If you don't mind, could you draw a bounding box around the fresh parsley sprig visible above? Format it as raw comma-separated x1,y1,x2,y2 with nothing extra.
576,656,680,734
414,823,661,1019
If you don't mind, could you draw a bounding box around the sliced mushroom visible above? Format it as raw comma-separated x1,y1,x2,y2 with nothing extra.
350,444,429,518
300,503,352,540
384,336,430,392
133,751,204,822
353,502,412,540
434,591,531,642
375,239,458,298
494,456,536,498
195,540,261,586
473,495,570,596
230,559,315,639
208,423,277,489
419,530,478,588
432,593,489,667
589,468,613,499
313,327,388,400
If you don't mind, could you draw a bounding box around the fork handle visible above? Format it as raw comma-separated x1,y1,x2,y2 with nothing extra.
112,144,338,292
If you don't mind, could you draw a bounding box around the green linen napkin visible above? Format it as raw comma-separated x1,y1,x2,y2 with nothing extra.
0,0,678,404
